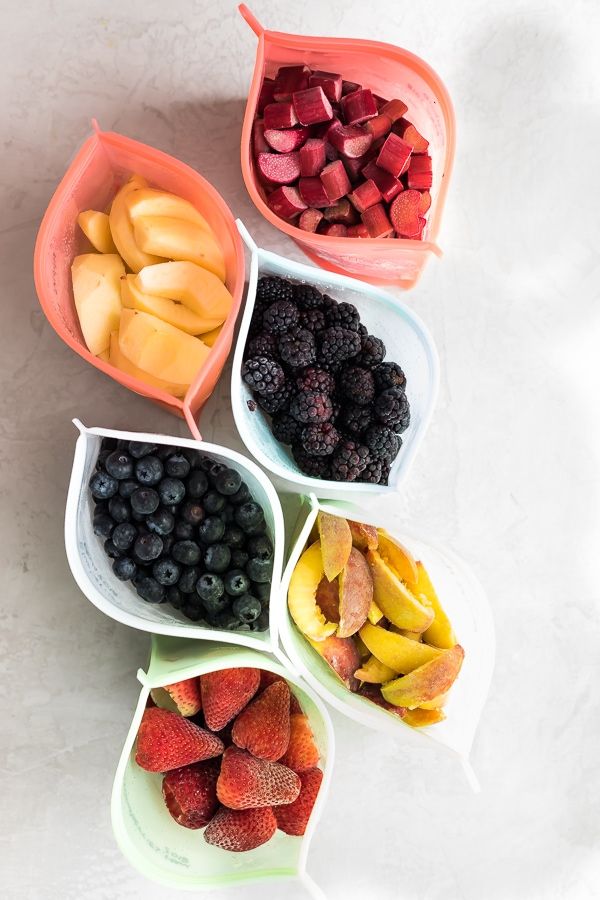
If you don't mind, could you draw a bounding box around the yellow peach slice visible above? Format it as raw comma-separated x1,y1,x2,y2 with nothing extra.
201,324,223,346
419,691,449,710
71,253,124,355
308,635,360,691
367,599,384,625
108,331,188,398
287,541,337,641
120,274,221,335
133,216,226,282
376,530,419,585
118,309,210,385
354,655,396,684
367,550,433,632
348,520,378,551
109,175,164,272
77,209,117,254
403,708,446,727
337,547,373,638
359,621,442,674
417,561,457,649
354,633,371,662
317,513,352,581
136,261,232,323
315,576,340,623
381,645,464,709
125,187,212,230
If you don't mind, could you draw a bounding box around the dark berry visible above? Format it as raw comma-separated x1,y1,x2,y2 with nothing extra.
174,520,194,540
290,390,333,424
182,604,204,622
325,300,361,332
208,461,227,480
100,437,118,452
229,483,251,506
356,335,386,368
178,566,201,594
299,307,326,334
211,610,245,630
196,573,225,603
223,569,251,597
157,477,186,506
198,455,216,472
223,525,245,548
221,505,235,525
105,450,134,480
256,380,292,414
108,496,131,524
272,411,302,445
295,366,336,395
165,453,191,478
113,556,137,581
242,356,285,396
134,533,164,563
134,575,165,604
130,488,160,516
203,491,225,514
293,283,323,309
180,501,205,525
262,299,299,333
246,557,272,583
111,522,137,552
253,581,271,602
198,516,226,544
339,403,373,436
247,535,273,560
146,508,175,536
96,449,111,470
341,366,375,406
89,470,118,500
162,534,175,556
278,327,316,368
93,513,114,539
186,470,208,499
214,467,242,496
167,586,185,609
104,538,122,559
291,445,332,479
234,502,264,532
201,591,230,618
250,608,270,632
172,540,202,566
231,549,249,569
134,455,164,486
302,422,340,456
374,388,410,431
330,440,370,482
364,426,401,461
155,445,178,461
358,458,385,484
372,362,406,392
246,332,279,359
153,558,182,586
204,543,231,573
318,327,361,366
128,441,158,459
256,275,294,307
232,594,262,624
118,479,138,499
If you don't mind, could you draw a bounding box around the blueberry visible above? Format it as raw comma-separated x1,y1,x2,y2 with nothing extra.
198,516,226,544
119,479,138,499
130,488,160,516
231,548,249,569
167,585,185,609
89,470,118,500
161,534,175,556
93,500,109,515
212,610,245,630
133,533,164,562
247,534,273,560
196,573,225,602
105,450,134,480
104,538,122,559
146,508,175,536
157,477,186,506
131,509,147,523
204,543,231,573
214,467,242,496
96,449,111,470
224,569,250,597
165,453,191,478
202,490,226,514
233,593,262,623
172,540,202,566
93,513,114,539
183,604,204,622
223,525,245,549
208,461,228,480
234,502,264,532
253,581,271,602
229,483,251,506
186,470,209,499
153,557,182,586
128,441,158,459
134,575,165,604
246,556,272,583
135,455,164,486
108,496,131,524
112,522,137,551
113,556,137,580
200,592,229,618
181,501,205,526
221,506,235,524
178,566,201,594
174,520,194,540
198,455,216,472
156,444,178,460
182,447,202,468
101,437,118,452
250,608,270,632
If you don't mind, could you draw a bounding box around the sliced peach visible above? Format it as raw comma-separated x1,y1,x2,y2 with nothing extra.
419,691,449,710
201,324,223,346
381,645,464,709
354,633,371,661
348,520,378,551
315,576,340,624
358,683,406,718
288,541,337,641
392,628,422,641
367,550,433,632
308,635,360,691
354,655,397,684
317,513,352,581
337,547,373,638
359,621,442,674
377,530,419,585
403,708,446,727
367,599,384,625
416,561,457,649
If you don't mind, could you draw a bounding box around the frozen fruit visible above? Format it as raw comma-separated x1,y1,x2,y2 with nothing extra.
308,634,360,691
317,512,352,581
364,426,401,462
416,561,457,649
204,543,231,573
264,125,310,153
133,533,163,563
402,707,446,727
232,593,262,624
267,185,307,219
257,150,301,185
263,100,299,130
299,137,327,176
204,805,277,852
162,678,203,717
337,547,373,638
381,645,464,708
327,123,374,159
232,681,291,760
201,668,260,731
406,153,433,190
354,654,397,684
301,422,340,456
298,175,332,208
299,208,324,232
365,114,393,141
290,390,333,424
322,198,358,225
292,86,333,125
288,540,337,640
341,88,378,125
341,366,375,406
113,557,137,580
389,189,421,237
361,203,394,238
359,621,441,674
373,361,406,392
274,65,310,101
135,707,223,772
331,439,370,482
162,760,219,829
376,133,412,177
275,767,323,836
278,326,316,368
242,356,285,395
315,576,340,623
361,160,403,203
347,520,378,552
77,209,118,254
72,253,124,356
376,530,419,584
320,159,351,201
374,387,410,430
367,549,433,632
348,178,382,213
217,746,300,809
318,326,361,365
308,70,342,103
280,713,320,773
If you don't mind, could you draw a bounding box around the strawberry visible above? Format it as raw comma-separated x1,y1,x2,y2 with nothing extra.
275,768,323,836
135,707,224,772
279,714,320,773
162,760,219,828
162,678,202,717
201,667,260,732
204,805,277,852
258,670,303,715
217,746,301,809
232,681,291,760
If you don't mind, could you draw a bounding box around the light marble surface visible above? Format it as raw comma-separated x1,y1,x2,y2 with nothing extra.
1,1,599,898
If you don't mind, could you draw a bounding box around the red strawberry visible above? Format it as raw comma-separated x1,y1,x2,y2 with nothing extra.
258,670,303,714
279,714,320,773
289,692,303,716
217,746,300,809
275,768,323,836
232,681,291,760
162,760,219,828
204,805,277,852
135,707,224,772
201,667,260,732
163,678,202,716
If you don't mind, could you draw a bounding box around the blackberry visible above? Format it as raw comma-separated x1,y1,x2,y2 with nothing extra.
372,361,407,392
272,412,302,446
318,327,361,366
245,332,279,359
356,335,386,368
292,444,332,479
341,366,375,406
364,425,401,461
339,403,373,437
278,327,316,369
299,307,326,334
358,458,385,484
295,367,336,395
330,439,370,482
290,390,333,424
325,300,361,332
293,283,323,309
301,422,340,456
379,461,392,485
256,380,292,415
262,300,299,334
256,275,294,307
242,356,285,396
374,388,410,431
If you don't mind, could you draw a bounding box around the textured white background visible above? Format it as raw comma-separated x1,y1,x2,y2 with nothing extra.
1,1,600,898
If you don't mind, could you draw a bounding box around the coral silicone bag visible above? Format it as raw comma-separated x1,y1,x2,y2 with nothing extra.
33,123,245,437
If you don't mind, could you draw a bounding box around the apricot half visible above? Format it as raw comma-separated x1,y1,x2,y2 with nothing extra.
287,541,337,641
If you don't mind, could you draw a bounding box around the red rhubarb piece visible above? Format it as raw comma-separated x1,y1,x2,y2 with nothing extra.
361,159,403,203
361,203,394,238
373,94,387,111
324,141,339,161
298,176,331,208
263,101,298,130
407,154,432,190
298,208,324,232
365,114,392,141
308,70,343,104
348,178,382,213
347,223,369,238
257,151,301,185
389,189,421,236
341,88,378,125
321,223,348,236
327,123,373,159
257,78,276,114
342,153,373,182
342,80,362,96
299,138,327,176
252,120,269,155
293,86,333,126
264,126,309,153
376,132,412,177
413,216,426,240
320,159,351,202
274,65,310,102
418,190,431,214
267,186,307,219
322,199,358,225
379,98,409,123
392,117,430,153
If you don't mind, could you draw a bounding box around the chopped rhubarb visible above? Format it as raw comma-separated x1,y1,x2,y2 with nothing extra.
292,86,333,126
418,190,431,214
365,114,392,141
323,199,358,225
274,65,310,101
327,123,373,159
320,160,351,202
347,222,369,238
257,78,276,114
361,203,394,238
392,117,430,153
379,98,409,123
342,80,362,96
413,216,426,240
361,159,403,203
252,120,269,155
298,207,324,232
373,94,387,111
321,223,348,236
267,185,307,219
376,133,412,177
341,88,378,125
264,126,309,153
343,154,372,182
348,179,382,213
299,138,327,176
257,151,301,185
263,101,298,130
389,189,421,236
324,141,339,161
308,70,343,104
407,154,433,190
298,176,332,208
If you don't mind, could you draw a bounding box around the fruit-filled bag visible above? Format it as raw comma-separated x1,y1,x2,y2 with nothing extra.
64,420,286,656
279,496,495,791
239,4,455,287
229,222,439,501
34,123,244,433
112,636,333,892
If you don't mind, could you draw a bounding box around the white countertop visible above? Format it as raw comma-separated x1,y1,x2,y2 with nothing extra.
2,1,599,898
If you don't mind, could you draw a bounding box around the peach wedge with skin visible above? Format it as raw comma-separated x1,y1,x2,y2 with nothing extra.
288,541,337,641
417,561,457,649
308,635,360,691
376,530,419,585
381,645,464,709
403,707,446,727
354,655,397,684
337,547,373,638
367,550,433,632
317,513,352,581
348,520,379,552
359,621,442,674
